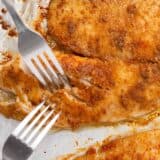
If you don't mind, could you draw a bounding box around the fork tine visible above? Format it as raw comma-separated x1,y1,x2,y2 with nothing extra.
39,53,59,79
27,58,57,92
24,58,47,86
37,54,60,88
45,50,71,88
25,104,56,144
19,105,50,140
32,57,52,83
12,101,45,136
30,58,57,91
45,46,65,75
30,112,61,149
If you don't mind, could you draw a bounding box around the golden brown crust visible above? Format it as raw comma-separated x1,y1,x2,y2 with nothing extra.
0,52,160,129
0,54,43,104
0,54,44,120
67,130,160,160
48,0,160,61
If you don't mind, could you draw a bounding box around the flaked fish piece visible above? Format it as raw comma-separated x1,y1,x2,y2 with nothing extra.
0,51,160,129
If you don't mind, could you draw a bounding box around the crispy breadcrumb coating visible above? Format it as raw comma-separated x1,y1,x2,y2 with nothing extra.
48,0,160,62
0,52,160,129
66,130,160,160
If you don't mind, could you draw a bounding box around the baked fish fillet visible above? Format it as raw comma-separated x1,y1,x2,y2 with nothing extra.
48,0,160,62
0,51,160,129
59,130,160,160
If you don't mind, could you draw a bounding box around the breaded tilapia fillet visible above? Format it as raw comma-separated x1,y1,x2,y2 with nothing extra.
0,51,160,128
60,130,160,160
48,0,160,61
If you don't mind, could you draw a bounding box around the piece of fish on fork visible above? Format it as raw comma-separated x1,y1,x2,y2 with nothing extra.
2,0,70,91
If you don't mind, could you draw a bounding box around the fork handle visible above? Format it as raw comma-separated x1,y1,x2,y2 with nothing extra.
2,0,26,33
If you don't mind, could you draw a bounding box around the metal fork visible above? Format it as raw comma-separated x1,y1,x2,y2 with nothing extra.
2,101,60,160
2,0,70,90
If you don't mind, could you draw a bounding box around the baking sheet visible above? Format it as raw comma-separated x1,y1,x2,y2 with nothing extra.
0,0,160,159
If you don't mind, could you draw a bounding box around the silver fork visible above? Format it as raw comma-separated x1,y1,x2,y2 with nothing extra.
2,0,70,90
2,101,60,160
